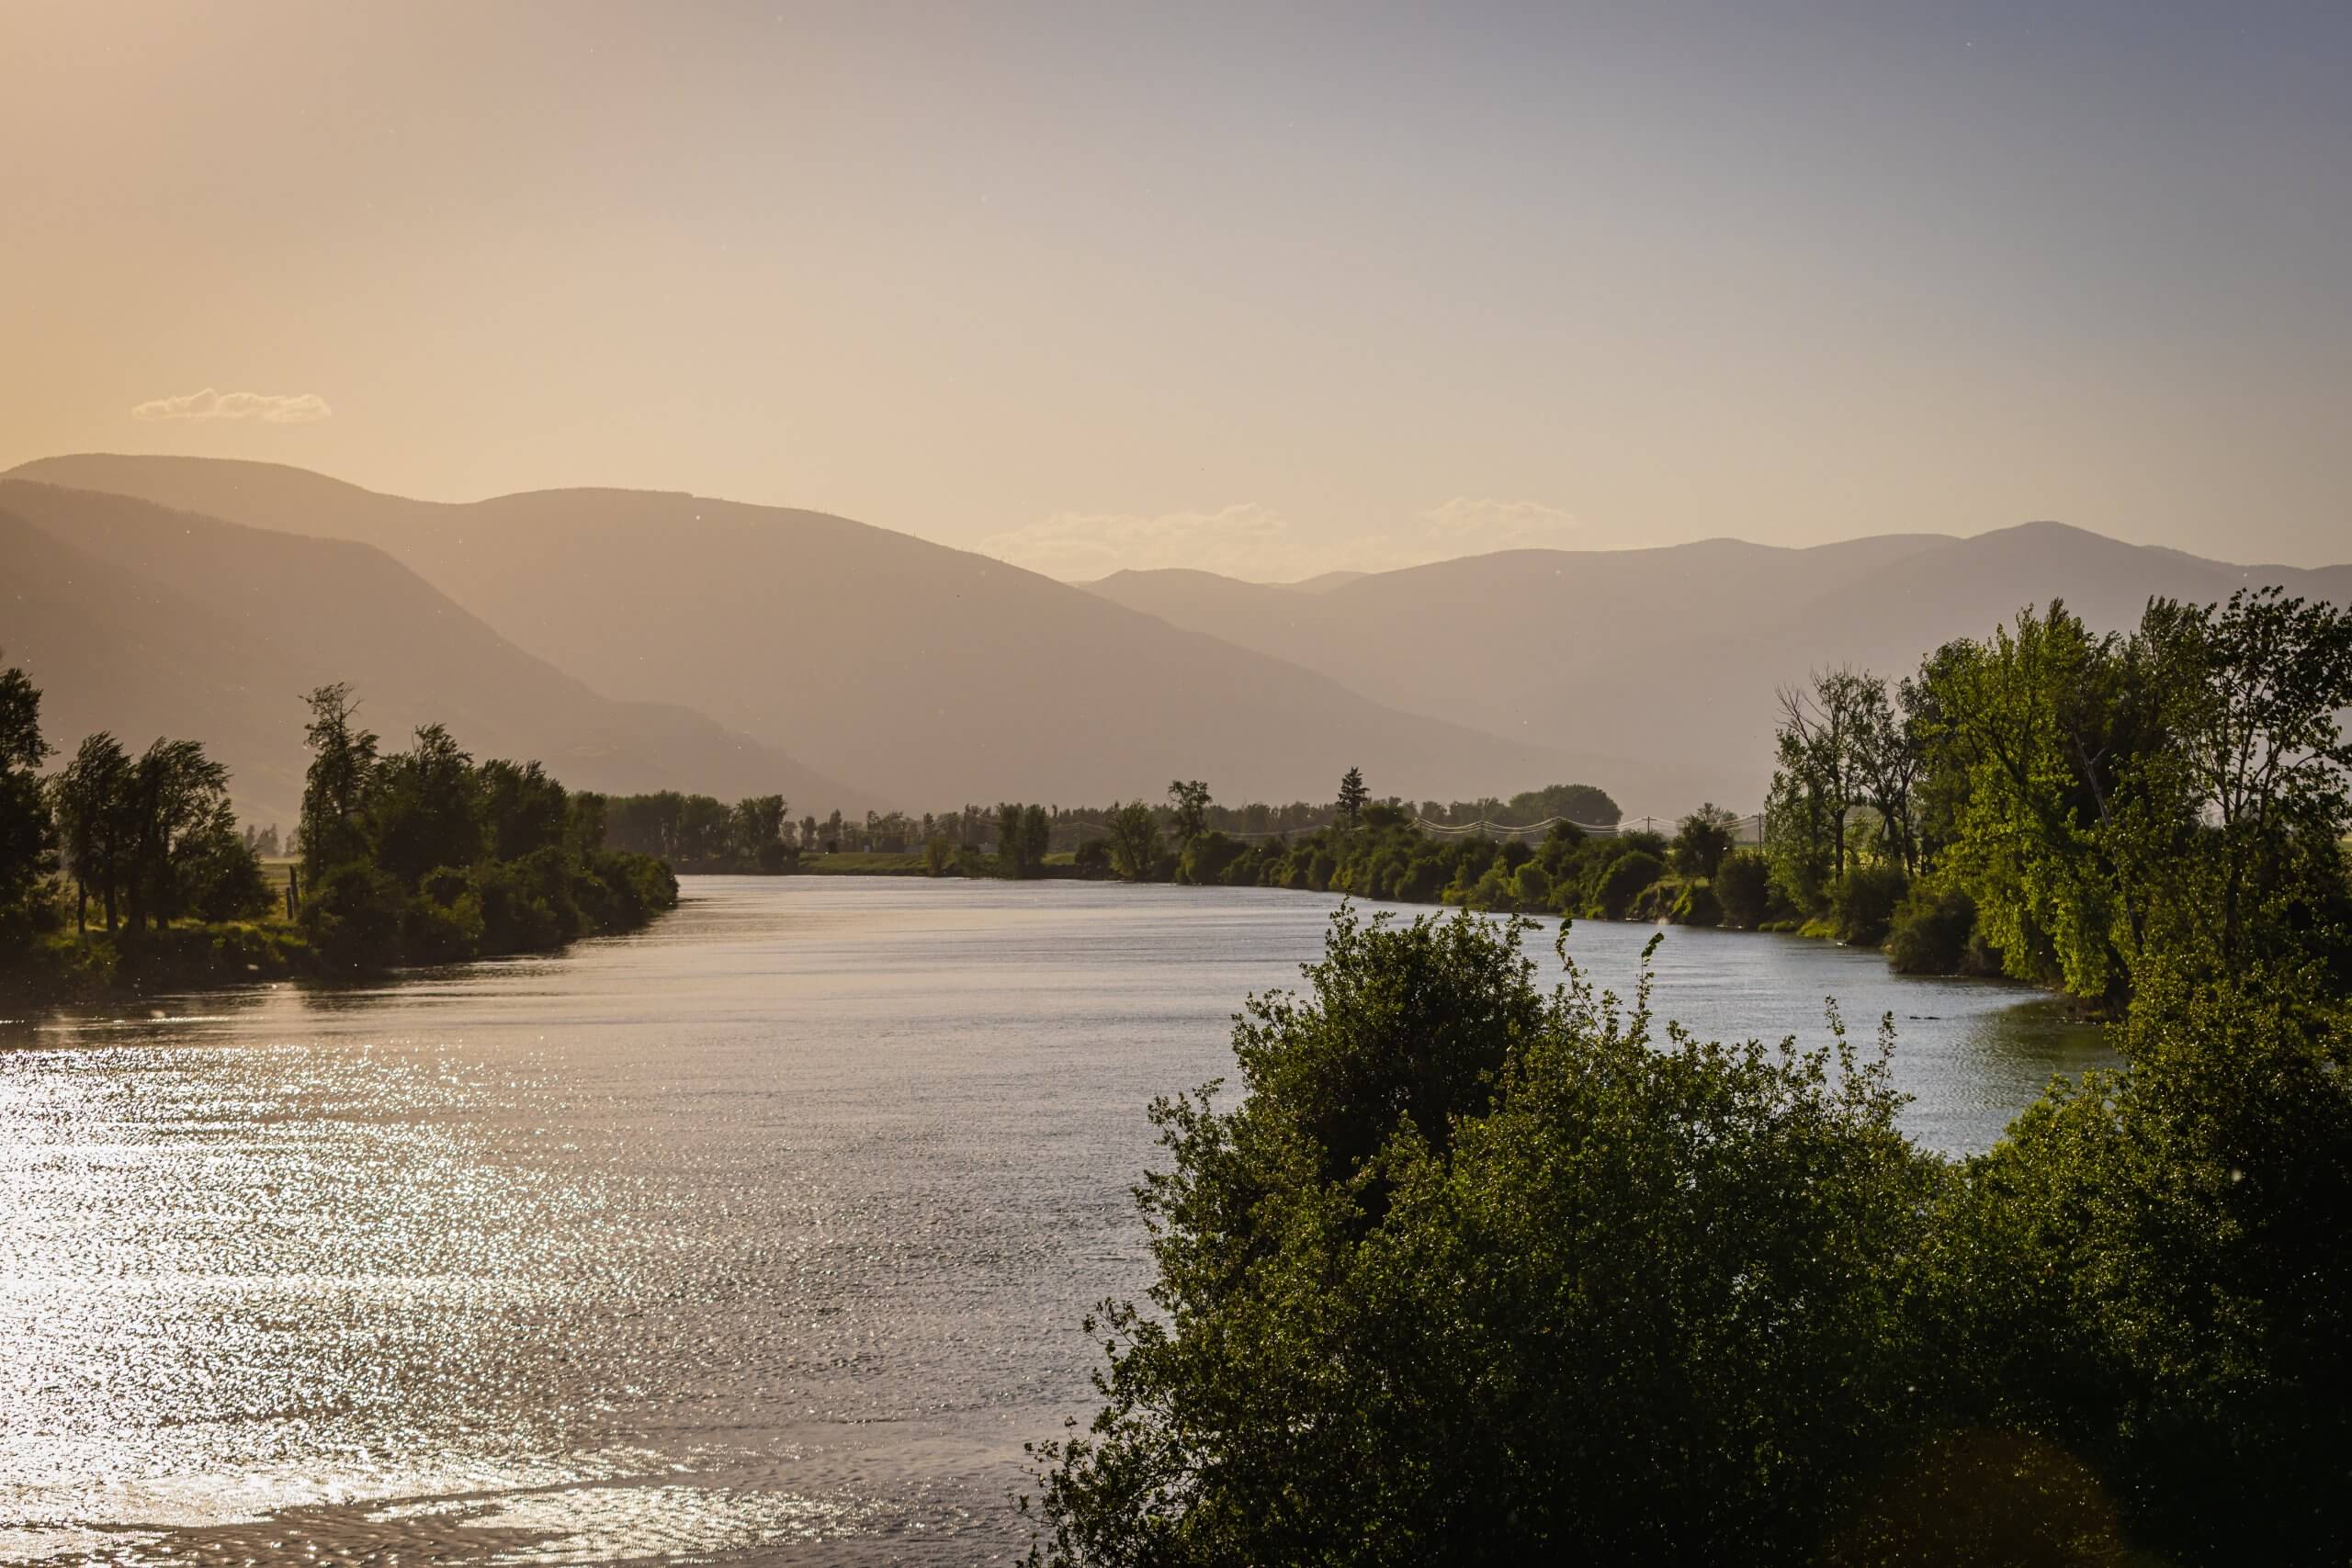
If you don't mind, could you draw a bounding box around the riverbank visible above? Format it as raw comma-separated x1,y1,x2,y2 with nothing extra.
4,849,680,1012
2,920,314,1010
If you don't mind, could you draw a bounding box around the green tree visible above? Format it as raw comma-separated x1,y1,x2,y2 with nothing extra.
299,682,380,884
1911,604,2165,1001
120,739,237,931
50,732,131,932
479,759,570,861
1670,802,1739,880
0,660,58,942
729,794,788,866
1167,780,1212,870
1586,847,1665,919
1102,800,1160,881
1028,909,1929,1565
1907,964,2352,1563
371,723,484,888
2130,588,2352,980
1713,849,1772,930
1770,669,1875,901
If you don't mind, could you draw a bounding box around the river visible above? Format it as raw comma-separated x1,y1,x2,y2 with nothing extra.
0,877,2109,1565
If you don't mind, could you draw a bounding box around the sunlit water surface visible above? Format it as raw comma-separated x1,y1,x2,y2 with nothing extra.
0,878,2109,1565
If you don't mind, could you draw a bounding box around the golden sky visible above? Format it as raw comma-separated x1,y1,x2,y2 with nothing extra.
5,1,2348,574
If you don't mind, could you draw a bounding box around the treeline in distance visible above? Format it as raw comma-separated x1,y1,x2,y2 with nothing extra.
0,663,680,998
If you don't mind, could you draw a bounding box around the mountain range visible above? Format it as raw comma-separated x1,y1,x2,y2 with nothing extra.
8,453,2346,828
4,457,1623,818
0,479,863,827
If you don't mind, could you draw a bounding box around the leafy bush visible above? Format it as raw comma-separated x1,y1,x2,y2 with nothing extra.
1181,830,1246,886
1028,909,1932,1564
307,863,405,973
1670,880,1724,927
1905,969,2352,1563
1885,884,1981,975
1829,863,1908,947
1586,849,1665,919
1713,850,1771,930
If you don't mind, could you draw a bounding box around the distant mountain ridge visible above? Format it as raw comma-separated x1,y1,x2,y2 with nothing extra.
7,456,1689,810
1086,525,2352,805
19,453,2339,819
0,479,871,825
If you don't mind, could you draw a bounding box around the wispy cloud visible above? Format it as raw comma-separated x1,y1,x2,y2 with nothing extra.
983,496,1581,581
131,388,333,423
1403,497,1579,557
981,504,1304,581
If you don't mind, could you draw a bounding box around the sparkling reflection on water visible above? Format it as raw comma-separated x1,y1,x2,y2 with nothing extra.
0,879,2110,1564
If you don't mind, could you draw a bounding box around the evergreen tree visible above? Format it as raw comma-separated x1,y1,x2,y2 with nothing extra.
1336,765,1370,829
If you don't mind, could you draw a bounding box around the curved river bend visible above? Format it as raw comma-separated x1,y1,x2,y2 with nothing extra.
0,878,2109,1565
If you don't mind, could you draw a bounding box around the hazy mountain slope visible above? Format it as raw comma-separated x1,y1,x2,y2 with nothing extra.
1092,524,2352,806
1091,536,1956,739
5,456,1696,808
0,480,869,824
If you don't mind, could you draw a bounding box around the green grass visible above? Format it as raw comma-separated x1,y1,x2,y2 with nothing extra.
799,852,932,875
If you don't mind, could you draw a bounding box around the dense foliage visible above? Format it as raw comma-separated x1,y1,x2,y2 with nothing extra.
799,784,1624,869
597,789,795,872
0,657,271,953
1766,589,2352,1005
296,684,676,971
1031,585,2352,1563
1030,907,2352,1565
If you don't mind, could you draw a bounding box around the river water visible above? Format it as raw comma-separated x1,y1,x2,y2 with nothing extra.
0,878,2109,1565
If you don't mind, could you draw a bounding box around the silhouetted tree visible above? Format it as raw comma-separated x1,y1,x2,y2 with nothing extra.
120,738,242,931
0,659,57,940
1336,765,1370,829
51,732,130,932
300,682,379,884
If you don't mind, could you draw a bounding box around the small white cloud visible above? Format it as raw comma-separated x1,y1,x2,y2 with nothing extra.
985,496,1582,581
981,503,1308,581
131,388,333,423
1393,497,1580,557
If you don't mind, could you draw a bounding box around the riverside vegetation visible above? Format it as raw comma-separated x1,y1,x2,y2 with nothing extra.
0,671,676,1003
930,587,2352,1018
1024,586,2352,1566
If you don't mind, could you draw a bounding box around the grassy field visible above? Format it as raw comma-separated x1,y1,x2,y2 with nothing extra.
798,852,931,875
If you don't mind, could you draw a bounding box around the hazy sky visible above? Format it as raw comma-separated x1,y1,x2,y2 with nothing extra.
5,1,2348,575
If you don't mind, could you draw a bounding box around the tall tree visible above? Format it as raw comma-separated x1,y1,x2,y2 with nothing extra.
1168,780,1212,862
50,732,131,932
1671,804,1739,881
480,759,569,861
1103,799,1161,881
371,723,483,887
300,683,379,884
1336,766,1370,830
0,659,57,937
1774,669,1874,884
120,738,235,931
